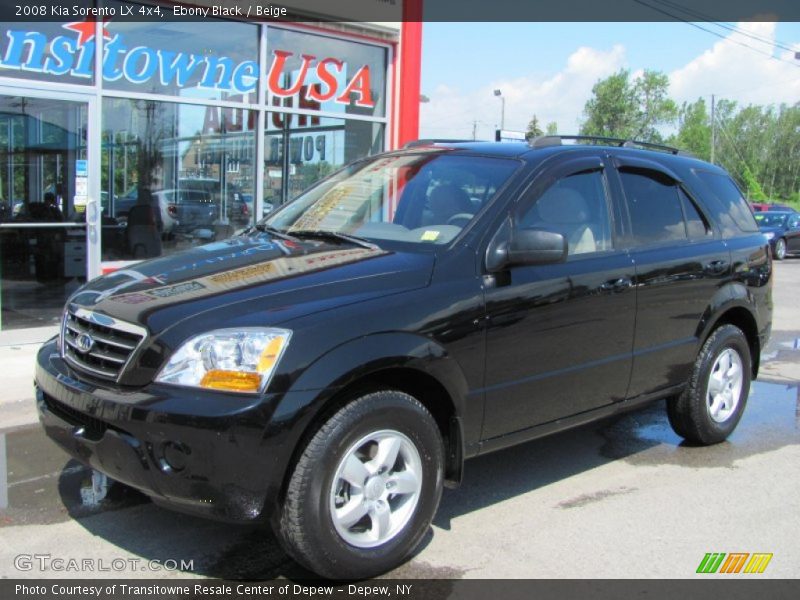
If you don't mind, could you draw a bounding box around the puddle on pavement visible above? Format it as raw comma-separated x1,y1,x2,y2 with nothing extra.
0,425,148,527
598,381,800,468
0,380,797,578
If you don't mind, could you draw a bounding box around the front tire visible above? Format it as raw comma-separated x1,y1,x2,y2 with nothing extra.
667,324,751,445
774,238,787,260
277,390,444,580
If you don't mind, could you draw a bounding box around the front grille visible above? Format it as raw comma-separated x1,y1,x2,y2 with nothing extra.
61,307,147,382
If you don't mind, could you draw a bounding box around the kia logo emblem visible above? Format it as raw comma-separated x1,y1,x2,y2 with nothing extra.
75,333,95,354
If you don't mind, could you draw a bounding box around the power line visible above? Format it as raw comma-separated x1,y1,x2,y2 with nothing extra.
633,0,800,69
648,0,798,54
713,21,797,54
711,75,800,99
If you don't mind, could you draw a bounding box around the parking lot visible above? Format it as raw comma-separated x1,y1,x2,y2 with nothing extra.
1,259,798,580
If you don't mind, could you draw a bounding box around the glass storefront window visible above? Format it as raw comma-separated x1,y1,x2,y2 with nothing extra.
267,27,388,119
0,12,98,86
100,5,259,103
265,113,384,212
101,98,256,262
0,18,392,330
0,95,88,329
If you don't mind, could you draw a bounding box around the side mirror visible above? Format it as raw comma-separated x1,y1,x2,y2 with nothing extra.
487,227,567,272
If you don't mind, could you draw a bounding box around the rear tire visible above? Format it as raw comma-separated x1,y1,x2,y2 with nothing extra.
774,238,787,260
277,390,444,580
667,324,751,445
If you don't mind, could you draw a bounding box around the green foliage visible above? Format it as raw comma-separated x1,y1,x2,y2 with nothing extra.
741,166,767,200
668,98,711,161
580,70,638,139
546,121,558,135
580,69,677,143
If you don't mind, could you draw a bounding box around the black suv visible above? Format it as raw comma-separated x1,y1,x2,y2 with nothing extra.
35,137,772,579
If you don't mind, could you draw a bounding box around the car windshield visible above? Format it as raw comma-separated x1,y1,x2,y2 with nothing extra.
754,213,788,227
261,151,520,246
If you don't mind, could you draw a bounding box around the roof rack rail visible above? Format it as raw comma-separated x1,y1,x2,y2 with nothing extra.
403,139,486,148
528,135,694,157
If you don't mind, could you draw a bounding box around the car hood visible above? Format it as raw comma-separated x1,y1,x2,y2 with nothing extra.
68,234,435,338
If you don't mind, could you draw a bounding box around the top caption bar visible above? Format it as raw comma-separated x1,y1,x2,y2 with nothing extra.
2,0,800,23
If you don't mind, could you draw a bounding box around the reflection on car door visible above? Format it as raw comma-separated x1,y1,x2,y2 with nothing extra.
610,157,730,399
481,155,636,439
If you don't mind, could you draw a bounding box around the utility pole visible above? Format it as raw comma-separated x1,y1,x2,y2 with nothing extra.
710,94,716,165
472,120,477,141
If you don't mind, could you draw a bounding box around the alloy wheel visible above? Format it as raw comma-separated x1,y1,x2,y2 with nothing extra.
329,430,422,548
706,347,744,423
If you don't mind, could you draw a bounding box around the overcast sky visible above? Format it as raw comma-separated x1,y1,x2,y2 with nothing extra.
419,21,800,140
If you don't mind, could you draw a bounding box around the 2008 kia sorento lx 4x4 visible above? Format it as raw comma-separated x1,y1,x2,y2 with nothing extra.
36,136,772,579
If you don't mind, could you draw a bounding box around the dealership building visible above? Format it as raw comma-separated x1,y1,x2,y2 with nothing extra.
0,0,422,336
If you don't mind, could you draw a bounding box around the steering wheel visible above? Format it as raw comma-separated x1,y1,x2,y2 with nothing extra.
447,213,474,227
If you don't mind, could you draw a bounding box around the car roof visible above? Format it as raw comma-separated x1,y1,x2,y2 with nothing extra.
401,141,533,158
401,140,721,172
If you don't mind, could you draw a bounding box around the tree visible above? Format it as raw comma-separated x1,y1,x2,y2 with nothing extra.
632,70,677,142
668,98,711,161
580,69,677,143
546,121,558,135
580,70,638,139
526,114,543,139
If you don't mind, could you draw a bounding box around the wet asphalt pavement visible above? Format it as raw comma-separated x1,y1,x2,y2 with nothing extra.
1,261,798,579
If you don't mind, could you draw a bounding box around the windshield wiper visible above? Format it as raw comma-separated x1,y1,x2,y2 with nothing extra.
288,229,379,250
250,223,301,242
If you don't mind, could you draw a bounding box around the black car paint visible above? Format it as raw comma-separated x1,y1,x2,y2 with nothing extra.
35,143,772,523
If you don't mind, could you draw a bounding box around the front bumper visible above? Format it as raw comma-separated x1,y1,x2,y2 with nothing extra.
34,338,295,522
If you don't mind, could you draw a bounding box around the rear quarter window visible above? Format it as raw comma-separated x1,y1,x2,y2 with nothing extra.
693,171,759,236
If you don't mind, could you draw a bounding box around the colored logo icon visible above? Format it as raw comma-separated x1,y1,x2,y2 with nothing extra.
697,552,773,574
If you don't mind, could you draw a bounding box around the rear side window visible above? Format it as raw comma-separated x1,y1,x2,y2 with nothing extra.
694,171,759,236
679,189,711,240
619,170,687,245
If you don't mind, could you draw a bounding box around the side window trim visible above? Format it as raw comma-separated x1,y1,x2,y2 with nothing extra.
612,155,683,183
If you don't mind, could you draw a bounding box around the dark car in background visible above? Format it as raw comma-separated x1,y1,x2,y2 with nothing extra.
36,136,771,579
755,210,800,260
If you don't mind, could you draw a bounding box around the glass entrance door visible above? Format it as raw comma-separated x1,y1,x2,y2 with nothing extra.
0,93,94,330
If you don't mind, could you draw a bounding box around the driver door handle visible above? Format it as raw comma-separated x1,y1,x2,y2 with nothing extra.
703,259,729,275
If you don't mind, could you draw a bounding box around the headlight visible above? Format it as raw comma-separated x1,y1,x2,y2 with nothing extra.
764,232,775,240
155,328,291,393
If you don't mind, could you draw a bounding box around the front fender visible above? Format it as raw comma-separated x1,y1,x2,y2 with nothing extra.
260,332,475,517
273,332,470,423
